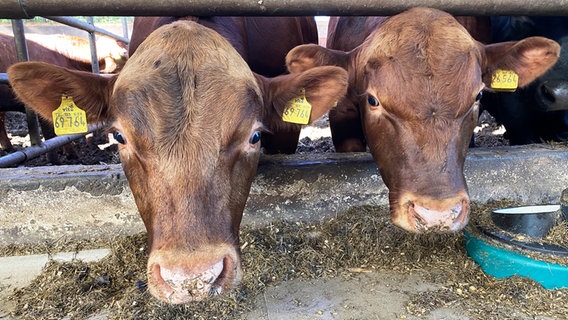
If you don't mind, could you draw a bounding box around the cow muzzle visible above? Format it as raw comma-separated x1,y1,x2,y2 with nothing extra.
146,244,242,304
392,192,470,233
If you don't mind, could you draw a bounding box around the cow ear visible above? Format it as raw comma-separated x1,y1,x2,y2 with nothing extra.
286,44,350,73
483,37,560,87
8,62,115,123
259,66,348,125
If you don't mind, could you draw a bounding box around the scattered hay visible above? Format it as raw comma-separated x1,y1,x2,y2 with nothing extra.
0,237,109,257
547,221,568,248
8,203,568,319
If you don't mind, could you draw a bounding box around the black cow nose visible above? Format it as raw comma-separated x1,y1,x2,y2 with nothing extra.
538,80,568,111
540,83,556,103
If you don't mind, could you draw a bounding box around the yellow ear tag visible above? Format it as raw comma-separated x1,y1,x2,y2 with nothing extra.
491,69,519,92
282,88,312,125
52,95,88,135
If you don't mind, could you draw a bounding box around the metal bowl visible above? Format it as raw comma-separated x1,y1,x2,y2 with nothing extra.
491,205,561,238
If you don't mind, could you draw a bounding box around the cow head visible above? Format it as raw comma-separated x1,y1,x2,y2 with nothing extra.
8,21,347,303
95,36,129,73
286,7,560,233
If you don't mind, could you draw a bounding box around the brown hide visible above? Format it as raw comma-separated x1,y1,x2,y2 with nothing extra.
129,16,319,154
24,34,128,73
0,33,93,71
8,21,347,303
286,7,560,233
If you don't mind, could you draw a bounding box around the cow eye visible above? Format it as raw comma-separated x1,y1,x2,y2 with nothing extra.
367,95,380,107
475,91,483,102
113,131,126,144
249,131,261,144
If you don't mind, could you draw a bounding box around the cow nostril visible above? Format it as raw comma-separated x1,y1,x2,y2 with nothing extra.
540,83,556,103
450,201,463,219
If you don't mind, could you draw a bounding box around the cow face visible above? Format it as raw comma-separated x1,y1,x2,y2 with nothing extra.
286,7,560,233
8,21,347,303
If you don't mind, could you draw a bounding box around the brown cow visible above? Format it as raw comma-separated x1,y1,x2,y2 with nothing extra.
129,16,319,154
24,33,129,73
286,7,560,233
8,21,347,303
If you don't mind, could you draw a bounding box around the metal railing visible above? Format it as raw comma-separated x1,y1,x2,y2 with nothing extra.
2,0,568,17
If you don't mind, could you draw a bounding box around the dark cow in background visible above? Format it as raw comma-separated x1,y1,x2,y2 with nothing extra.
8,21,347,303
286,7,559,233
482,16,568,144
129,16,319,154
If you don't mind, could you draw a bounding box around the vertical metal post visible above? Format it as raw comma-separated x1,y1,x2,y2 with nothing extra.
121,17,129,40
11,19,42,146
86,17,100,74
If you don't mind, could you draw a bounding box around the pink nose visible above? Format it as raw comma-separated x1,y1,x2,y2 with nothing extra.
410,199,469,233
392,191,470,233
147,245,241,304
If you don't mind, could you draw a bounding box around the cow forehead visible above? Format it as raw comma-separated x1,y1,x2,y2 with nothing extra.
359,9,481,116
110,21,262,169
361,8,476,59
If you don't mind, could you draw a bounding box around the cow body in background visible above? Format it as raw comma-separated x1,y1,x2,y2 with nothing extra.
9,21,347,303
286,7,559,233
25,33,128,73
482,16,568,144
129,16,319,154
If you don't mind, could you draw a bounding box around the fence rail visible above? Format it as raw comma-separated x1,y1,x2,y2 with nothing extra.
2,0,568,18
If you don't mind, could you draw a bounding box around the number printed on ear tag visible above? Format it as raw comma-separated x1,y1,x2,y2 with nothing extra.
52,95,88,135
491,69,519,92
282,88,312,125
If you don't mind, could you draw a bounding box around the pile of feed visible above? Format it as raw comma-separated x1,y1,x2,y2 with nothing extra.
5,202,567,319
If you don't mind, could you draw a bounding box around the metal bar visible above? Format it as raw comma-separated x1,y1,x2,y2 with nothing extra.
3,0,568,18
0,124,104,168
121,17,129,40
86,17,100,74
42,16,129,43
10,19,42,147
